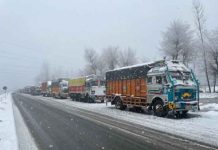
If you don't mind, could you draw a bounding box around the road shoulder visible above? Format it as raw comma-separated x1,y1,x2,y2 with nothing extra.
13,99,38,150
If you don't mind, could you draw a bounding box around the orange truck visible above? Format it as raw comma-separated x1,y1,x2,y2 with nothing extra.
41,81,52,97
51,79,68,99
106,60,199,117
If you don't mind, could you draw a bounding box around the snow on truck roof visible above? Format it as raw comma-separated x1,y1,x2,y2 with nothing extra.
69,75,103,82
107,60,162,72
106,60,191,80
166,60,190,72
112,61,154,71
149,60,190,73
107,60,190,73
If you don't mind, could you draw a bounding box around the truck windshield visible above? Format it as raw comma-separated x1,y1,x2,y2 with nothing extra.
183,72,193,81
170,71,193,81
170,71,183,80
61,83,68,87
89,80,105,86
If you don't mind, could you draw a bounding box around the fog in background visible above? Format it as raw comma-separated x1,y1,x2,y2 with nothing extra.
0,0,218,90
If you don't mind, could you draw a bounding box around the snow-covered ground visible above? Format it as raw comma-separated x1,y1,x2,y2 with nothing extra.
200,103,218,111
200,86,218,93
0,93,18,150
200,92,218,99
38,96,218,147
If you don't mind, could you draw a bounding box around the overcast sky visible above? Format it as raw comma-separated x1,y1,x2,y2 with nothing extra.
0,0,218,89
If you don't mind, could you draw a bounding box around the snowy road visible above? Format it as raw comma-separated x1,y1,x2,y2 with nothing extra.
12,93,218,150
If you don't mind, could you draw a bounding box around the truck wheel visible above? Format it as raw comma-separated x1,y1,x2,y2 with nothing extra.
181,110,188,118
153,101,167,117
115,98,126,110
90,98,94,103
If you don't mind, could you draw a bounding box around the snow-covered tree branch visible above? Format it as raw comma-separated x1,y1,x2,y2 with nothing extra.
160,20,194,65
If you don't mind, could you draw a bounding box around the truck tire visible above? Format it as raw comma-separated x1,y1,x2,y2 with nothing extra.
71,96,75,101
88,97,94,103
115,98,126,110
153,101,167,117
181,110,188,118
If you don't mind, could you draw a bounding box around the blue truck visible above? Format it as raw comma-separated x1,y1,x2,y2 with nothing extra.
106,60,199,117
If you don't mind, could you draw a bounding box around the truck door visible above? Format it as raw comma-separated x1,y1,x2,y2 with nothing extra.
147,75,163,103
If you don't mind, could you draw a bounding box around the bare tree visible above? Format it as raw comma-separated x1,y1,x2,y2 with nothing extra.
96,56,107,77
160,20,194,65
193,0,211,92
41,62,50,81
50,66,63,80
207,30,218,92
35,61,51,83
102,46,120,70
119,47,138,67
84,48,98,75
210,69,217,93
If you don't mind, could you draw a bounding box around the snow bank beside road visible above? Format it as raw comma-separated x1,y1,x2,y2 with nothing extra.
0,93,18,150
201,103,218,111
200,93,218,99
13,102,38,150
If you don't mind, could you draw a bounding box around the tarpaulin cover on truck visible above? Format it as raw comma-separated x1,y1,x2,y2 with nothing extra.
106,60,165,81
68,78,86,86
68,77,86,94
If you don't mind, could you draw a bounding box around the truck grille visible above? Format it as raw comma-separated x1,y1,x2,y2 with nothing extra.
175,89,196,101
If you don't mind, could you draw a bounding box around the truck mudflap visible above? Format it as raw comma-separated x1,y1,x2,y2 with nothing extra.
168,101,198,111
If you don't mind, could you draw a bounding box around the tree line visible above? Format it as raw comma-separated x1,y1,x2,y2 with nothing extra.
36,0,217,93
81,47,138,77
35,47,139,83
160,0,218,93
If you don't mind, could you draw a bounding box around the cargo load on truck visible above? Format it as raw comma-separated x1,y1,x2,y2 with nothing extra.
69,74,105,103
106,60,199,117
51,79,68,99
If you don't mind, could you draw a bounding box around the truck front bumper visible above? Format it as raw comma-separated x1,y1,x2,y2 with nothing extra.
168,101,198,111
94,96,105,103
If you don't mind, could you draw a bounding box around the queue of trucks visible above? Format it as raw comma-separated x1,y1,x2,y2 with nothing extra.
20,60,200,117
22,74,106,103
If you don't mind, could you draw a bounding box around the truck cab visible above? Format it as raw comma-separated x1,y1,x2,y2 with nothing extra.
59,80,69,98
86,75,106,103
51,79,69,99
147,60,199,116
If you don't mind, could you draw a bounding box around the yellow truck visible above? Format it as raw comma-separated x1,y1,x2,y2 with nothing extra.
69,75,105,103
